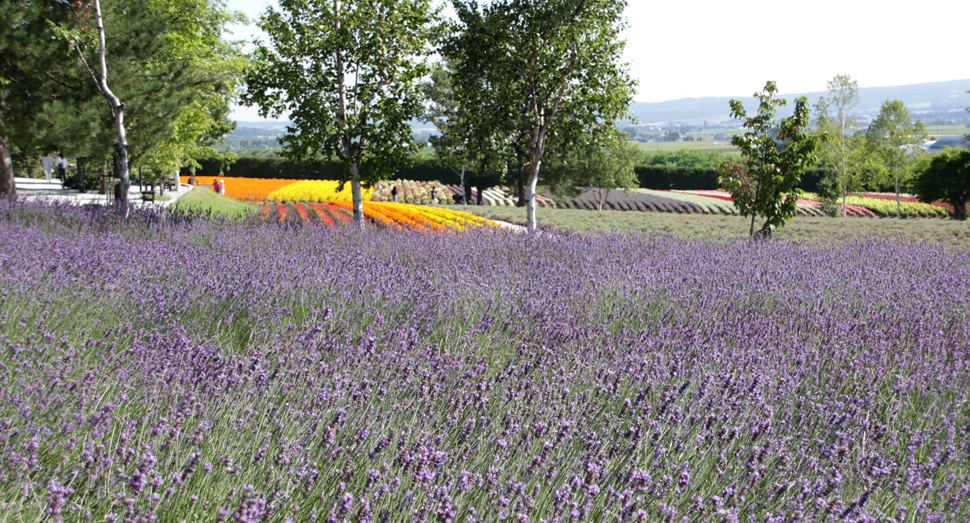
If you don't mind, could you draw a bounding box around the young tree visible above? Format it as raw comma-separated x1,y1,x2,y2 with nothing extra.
546,130,641,211
717,81,823,237
814,74,860,218
242,0,438,225
445,0,635,231
421,61,467,202
421,59,507,205
867,99,928,218
912,148,970,220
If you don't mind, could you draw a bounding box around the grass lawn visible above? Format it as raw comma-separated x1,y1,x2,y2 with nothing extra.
456,205,970,245
926,123,970,137
633,140,740,153
172,187,260,221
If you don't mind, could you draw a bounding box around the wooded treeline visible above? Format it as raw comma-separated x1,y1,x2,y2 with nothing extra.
0,0,245,201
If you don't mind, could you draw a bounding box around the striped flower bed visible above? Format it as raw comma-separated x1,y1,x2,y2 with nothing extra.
802,193,950,218
260,201,498,231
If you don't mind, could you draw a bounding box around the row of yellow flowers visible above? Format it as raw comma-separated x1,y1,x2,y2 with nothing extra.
266,180,375,203
379,202,496,231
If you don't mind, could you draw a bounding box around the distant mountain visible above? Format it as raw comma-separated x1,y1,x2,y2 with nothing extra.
626,79,970,126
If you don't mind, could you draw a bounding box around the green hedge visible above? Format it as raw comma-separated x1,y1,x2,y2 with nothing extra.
189,156,830,193
181,157,458,184
636,165,829,193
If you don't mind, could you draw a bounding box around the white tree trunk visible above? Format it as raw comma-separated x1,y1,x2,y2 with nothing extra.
894,156,901,219
92,0,130,204
459,164,466,205
840,111,847,219
350,164,364,226
526,160,540,231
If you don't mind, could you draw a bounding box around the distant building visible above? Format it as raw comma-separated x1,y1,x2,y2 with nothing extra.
926,136,970,154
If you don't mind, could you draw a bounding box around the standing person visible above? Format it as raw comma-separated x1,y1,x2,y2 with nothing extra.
42,153,54,183
431,187,438,205
219,179,226,195
212,178,221,194
55,154,68,184
391,186,398,202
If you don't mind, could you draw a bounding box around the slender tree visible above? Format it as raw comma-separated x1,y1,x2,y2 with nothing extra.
814,74,859,218
545,130,641,211
445,0,635,231
422,59,507,205
243,0,438,225
867,99,928,218
718,81,822,237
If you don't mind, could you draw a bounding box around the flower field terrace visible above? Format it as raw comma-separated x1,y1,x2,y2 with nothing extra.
802,193,953,218
4,200,969,522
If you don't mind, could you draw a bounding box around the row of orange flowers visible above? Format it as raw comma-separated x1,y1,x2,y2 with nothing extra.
327,201,449,231
181,176,295,201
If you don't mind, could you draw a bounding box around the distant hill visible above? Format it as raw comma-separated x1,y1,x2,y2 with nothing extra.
228,80,970,139
626,79,970,126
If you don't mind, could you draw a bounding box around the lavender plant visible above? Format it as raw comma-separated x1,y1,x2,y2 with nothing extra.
1,199,968,522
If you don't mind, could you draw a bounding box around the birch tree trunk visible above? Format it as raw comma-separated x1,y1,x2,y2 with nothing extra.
459,164,466,205
350,167,364,225
525,129,548,231
92,0,130,204
840,119,847,218
333,0,366,228
894,155,901,219
526,161,540,231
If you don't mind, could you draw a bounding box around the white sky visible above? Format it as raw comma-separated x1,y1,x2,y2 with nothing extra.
224,0,970,122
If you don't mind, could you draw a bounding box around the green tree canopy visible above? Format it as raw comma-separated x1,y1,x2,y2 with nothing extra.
1,0,245,200
866,99,928,218
444,0,636,231
421,58,506,205
0,0,74,195
912,148,970,220
544,129,641,211
242,0,439,223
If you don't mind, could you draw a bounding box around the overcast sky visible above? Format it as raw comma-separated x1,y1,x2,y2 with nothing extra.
225,0,970,122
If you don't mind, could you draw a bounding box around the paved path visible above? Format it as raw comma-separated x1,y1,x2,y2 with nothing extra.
12,177,193,208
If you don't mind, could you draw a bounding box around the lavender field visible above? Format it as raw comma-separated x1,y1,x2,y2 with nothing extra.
1,200,969,522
